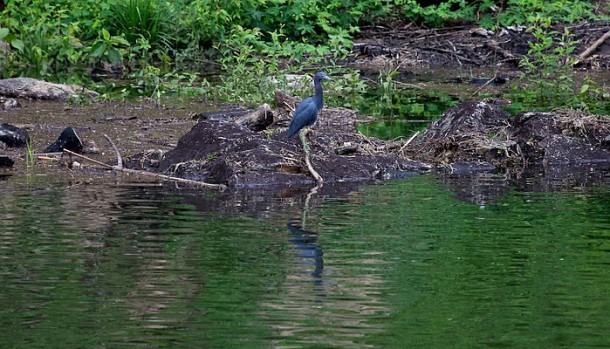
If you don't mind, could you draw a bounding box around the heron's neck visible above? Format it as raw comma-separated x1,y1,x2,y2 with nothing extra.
314,79,324,109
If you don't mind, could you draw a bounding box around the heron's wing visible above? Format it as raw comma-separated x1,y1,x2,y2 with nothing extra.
287,98,318,137
294,96,315,116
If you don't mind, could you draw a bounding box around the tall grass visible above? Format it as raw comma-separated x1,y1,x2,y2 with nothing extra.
108,0,176,51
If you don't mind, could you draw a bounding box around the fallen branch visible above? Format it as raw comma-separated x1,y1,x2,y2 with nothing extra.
575,29,610,64
106,166,227,190
63,149,113,169
485,40,515,60
399,130,421,155
470,72,498,97
62,148,227,191
304,152,323,186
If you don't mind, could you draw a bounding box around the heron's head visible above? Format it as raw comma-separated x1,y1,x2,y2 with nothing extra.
315,72,332,82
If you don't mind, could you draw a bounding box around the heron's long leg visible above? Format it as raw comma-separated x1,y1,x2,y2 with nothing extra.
299,128,310,154
299,127,323,185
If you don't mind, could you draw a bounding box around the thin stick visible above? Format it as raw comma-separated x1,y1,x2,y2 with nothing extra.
63,149,113,169
62,150,227,191
304,152,324,185
109,167,228,190
575,29,610,64
103,134,123,169
399,130,421,154
470,72,498,98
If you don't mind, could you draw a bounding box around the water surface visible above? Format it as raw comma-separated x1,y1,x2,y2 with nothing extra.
1,174,609,348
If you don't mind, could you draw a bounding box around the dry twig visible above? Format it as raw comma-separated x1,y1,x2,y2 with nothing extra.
399,130,421,155
103,134,122,168
575,29,610,64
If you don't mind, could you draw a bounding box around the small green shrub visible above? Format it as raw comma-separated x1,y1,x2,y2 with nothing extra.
516,18,578,107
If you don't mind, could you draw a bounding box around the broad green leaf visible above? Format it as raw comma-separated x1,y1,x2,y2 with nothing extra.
92,42,106,57
102,28,110,41
11,39,24,51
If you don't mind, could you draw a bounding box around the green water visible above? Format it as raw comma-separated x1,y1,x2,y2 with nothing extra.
1,174,609,348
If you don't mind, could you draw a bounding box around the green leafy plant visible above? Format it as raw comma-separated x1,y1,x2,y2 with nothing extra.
89,28,130,65
515,17,579,108
497,0,600,28
328,71,368,109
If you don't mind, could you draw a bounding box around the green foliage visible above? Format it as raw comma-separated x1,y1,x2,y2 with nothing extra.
393,0,603,28
89,29,130,65
108,0,177,53
25,139,35,170
497,0,599,27
395,0,478,27
0,0,109,79
508,19,610,112
1,0,607,103
518,18,578,99
329,71,368,109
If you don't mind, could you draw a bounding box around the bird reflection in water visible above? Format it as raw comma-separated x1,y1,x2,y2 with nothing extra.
287,219,325,293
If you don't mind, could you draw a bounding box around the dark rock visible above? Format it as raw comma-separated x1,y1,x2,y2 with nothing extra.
0,123,30,147
541,134,610,165
0,156,14,168
511,112,562,141
408,100,512,166
424,100,510,139
44,127,83,153
408,100,610,170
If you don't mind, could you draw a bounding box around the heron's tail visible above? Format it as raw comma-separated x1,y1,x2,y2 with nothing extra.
286,123,299,138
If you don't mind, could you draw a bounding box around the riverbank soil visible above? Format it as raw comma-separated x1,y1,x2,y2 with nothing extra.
351,21,610,71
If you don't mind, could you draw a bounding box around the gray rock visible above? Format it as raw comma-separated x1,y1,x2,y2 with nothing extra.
0,77,98,100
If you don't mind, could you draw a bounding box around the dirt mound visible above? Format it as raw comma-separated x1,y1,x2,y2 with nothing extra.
128,91,430,188
407,100,610,170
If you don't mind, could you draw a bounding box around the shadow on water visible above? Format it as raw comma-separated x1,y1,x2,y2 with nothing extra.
437,163,610,206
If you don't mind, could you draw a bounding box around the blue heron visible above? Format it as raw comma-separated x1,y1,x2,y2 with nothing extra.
287,72,332,143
